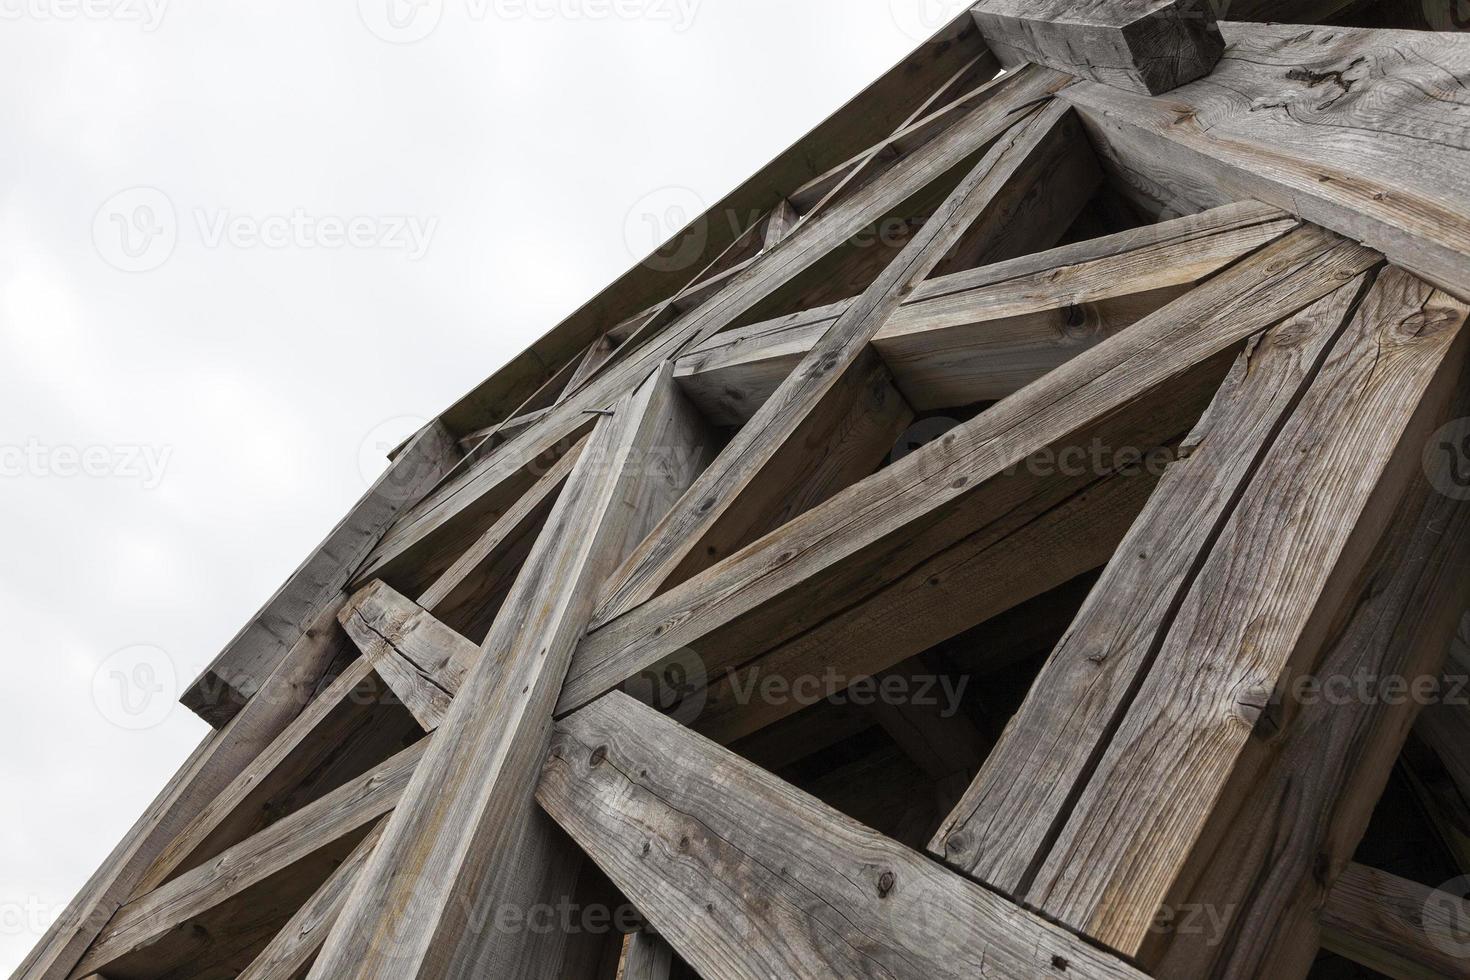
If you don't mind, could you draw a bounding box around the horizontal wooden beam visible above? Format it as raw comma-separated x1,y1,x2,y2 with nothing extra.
1065,22,1470,302
594,97,1080,622
674,202,1295,424
1323,864,1470,980
971,0,1223,96
538,691,1148,980
353,66,1071,594
559,225,1377,725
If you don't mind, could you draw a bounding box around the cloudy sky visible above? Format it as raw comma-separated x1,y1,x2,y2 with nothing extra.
0,0,975,970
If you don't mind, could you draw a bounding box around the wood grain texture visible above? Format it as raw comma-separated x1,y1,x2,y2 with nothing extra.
1144,401,1470,978
538,691,1149,980
236,821,387,980
932,274,1369,891
309,367,708,979
970,0,1224,95
183,421,459,727
337,581,483,732
593,99,1089,623
1322,864,1470,980
1027,267,1470,954
559,226,1378,721
75,742,425,979
621,932,673,980
1064,22,1470,300
675,202,1296,423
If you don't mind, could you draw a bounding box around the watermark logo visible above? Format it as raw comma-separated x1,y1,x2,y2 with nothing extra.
623,647,707,725
93,186,177,273
1427,418,1470,501
1425,876,1470,960
889,0,967,42
358,0,444,44
94,188,438,272
92,644,176,730
0,0,168,30
623,185,708,273
0,439,173,489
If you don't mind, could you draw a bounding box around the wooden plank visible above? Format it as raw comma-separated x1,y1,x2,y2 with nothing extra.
337,580,482,732
1025,267,1470,955
559,226,1378,723
75,742,425,979
236,821,387,980
1142,390,1470,978
309,367,709,979
128,656,402,897
1063,22,1470,301
675,202,1296,423
594,99,1089,622
354,67,1070,595
414,434,587,639
1322,864,1470,980
622,932,674,980
969,0,1224,95
14,598,360,980
932,274,1370,892
182,421,459,726
538,691,1149,980
439,10,988,434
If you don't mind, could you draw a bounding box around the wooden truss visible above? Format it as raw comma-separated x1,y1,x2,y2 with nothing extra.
21,3,1470,979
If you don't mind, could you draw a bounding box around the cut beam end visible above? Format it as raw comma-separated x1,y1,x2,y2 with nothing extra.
971,0,1224,95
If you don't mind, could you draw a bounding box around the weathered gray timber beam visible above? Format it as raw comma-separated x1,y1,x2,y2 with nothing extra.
352,66,1070,595
559,226,1376,726
1065,22,1470,302
1323,864,1470,980
538,691,1149,980
337,581,482,732
309,367,711,979
181,420,460,727
1023,269,1470,957
594,97,1086,624
1144,391,1470,978
932,274,1372,892
236,821,387,980
74,743,424,979
970,0,1224,95
674,201,1295,423
440,10,988,435
15,597,362,980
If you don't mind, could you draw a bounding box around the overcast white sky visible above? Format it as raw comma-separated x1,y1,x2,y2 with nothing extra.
0,0,975,970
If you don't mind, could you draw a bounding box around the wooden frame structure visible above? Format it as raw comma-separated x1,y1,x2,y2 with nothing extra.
20,3,1470,978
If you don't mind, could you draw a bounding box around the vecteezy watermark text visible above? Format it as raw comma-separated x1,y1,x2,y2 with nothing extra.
0,0,167,30
94,187,437,272
0,439,172,489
